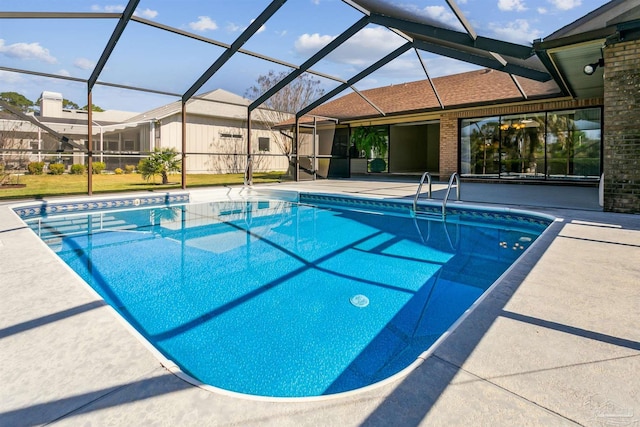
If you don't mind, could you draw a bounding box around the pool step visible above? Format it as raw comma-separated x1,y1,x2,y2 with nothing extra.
29,215,139,242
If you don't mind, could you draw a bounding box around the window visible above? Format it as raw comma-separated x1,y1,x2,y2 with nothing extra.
460,107,601,181
258,137,270,152
220,133,242,139
105,140,119,151
124,140,140,151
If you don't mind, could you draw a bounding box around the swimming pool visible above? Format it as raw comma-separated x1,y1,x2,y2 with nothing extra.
19,192,552,398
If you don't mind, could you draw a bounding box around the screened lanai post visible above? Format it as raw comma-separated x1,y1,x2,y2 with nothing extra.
87,91,93,195
84,0,140,195
181,101,187,189
295,117,300,182
246,107,253,186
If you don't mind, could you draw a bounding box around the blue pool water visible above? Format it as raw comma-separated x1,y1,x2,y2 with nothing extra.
23,195,551,398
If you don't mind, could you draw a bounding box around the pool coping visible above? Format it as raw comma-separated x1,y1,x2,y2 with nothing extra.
2,181,639,426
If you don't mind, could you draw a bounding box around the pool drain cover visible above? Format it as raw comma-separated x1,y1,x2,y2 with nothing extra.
350,294,369,308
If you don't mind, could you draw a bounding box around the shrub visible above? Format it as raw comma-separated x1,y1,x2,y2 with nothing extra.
124,164,136,174
28,161,45,175
138,148,181,184
70,164,85,175
92,161,106,175
114,167,124,175
48,163,65,175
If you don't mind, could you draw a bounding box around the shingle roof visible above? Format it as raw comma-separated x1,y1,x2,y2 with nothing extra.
309,68,561,122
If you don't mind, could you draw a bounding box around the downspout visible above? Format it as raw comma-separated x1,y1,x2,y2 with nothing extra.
91,121,104,163
37,128,42,162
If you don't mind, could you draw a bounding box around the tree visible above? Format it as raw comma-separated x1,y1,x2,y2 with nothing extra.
351,126,388,160
138,147,181,184
81,104,105,112
0,92,34,112
63,99,80,110
245,70,325,174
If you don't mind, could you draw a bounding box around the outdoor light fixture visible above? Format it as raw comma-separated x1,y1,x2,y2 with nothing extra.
583,58,604,75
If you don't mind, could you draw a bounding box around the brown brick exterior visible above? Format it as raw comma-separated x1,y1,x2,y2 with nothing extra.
439,115,458,179
603,39,640,213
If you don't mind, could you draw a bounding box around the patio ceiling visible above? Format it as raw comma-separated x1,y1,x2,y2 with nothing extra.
534,0,640,99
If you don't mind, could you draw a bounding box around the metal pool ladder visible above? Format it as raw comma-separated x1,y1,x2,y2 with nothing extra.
442,172,460,218
413,172,432,212
413,172,461,219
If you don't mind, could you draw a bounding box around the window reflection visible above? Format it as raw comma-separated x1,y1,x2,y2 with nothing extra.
460,107,601,181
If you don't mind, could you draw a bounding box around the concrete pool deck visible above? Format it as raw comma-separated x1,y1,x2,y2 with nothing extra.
1,179,638,426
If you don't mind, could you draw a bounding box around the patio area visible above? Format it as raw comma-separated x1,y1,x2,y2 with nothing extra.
1,179,638,426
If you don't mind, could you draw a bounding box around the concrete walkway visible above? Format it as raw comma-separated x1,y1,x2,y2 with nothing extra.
1,180,638,426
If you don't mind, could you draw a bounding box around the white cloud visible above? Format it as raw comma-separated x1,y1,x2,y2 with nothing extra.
58,69,71,77
489,19,541,44
136,8,158,19
91,4,158,18
420,5,462,29
294,33,335,56
0,39,57,64
295,27,407,67
538,7,548,14
227,22,241,32
74,58,95,70
547,0,581,10
189,16,218,32
91,4,125,13
498,0,527,12
340,27,406,64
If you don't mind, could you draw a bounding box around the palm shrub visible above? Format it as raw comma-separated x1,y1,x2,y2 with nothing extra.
138,147,181,184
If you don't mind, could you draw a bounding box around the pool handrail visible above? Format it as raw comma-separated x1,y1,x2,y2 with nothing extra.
413,172,432,212
442,172,460,218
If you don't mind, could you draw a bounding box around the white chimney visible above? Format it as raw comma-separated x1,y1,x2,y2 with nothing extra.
40,91,63,117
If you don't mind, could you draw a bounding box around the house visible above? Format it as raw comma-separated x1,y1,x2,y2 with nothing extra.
289,0,639,213
0,89,290,174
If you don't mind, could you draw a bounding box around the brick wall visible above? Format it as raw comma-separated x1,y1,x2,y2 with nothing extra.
603,38,640,213
439,115,458,179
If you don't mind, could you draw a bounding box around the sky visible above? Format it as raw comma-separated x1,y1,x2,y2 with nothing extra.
0,0,611,113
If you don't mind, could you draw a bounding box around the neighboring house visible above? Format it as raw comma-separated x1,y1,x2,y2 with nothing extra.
0,89,290,174
122,89,289,174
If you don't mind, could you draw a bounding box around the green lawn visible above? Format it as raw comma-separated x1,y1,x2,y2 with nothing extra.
0,172,286,200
